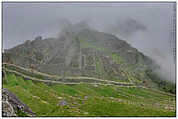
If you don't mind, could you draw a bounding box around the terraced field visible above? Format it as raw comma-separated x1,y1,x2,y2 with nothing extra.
2,65,176,116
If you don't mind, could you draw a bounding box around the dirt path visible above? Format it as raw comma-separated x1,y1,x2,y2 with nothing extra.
3,67,135,87
3,63,176,97
3,63,134,86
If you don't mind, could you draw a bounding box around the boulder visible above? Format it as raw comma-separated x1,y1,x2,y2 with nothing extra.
84,96,88,99
57,99,67,106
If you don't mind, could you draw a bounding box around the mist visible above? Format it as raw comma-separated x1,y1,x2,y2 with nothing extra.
2,2,176,83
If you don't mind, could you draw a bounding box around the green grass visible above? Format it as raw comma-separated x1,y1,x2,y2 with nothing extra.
80,97,175,116
3,72,176,117
16,109,29,117
50,84,80,96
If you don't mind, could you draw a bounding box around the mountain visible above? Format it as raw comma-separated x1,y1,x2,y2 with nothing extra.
3,22,150,80
2,22,176,117
2,22,175,93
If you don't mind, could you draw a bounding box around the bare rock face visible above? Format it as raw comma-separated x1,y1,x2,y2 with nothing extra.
2,88,35,117
2,94,16,117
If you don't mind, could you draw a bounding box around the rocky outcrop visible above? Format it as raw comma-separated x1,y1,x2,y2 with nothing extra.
2,88,35,117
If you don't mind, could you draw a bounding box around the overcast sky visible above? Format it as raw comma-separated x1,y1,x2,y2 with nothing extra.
2,2,176,82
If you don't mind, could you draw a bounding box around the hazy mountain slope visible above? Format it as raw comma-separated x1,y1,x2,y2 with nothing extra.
2,22,175,93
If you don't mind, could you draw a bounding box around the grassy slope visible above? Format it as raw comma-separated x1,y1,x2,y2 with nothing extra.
3,72,176,117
